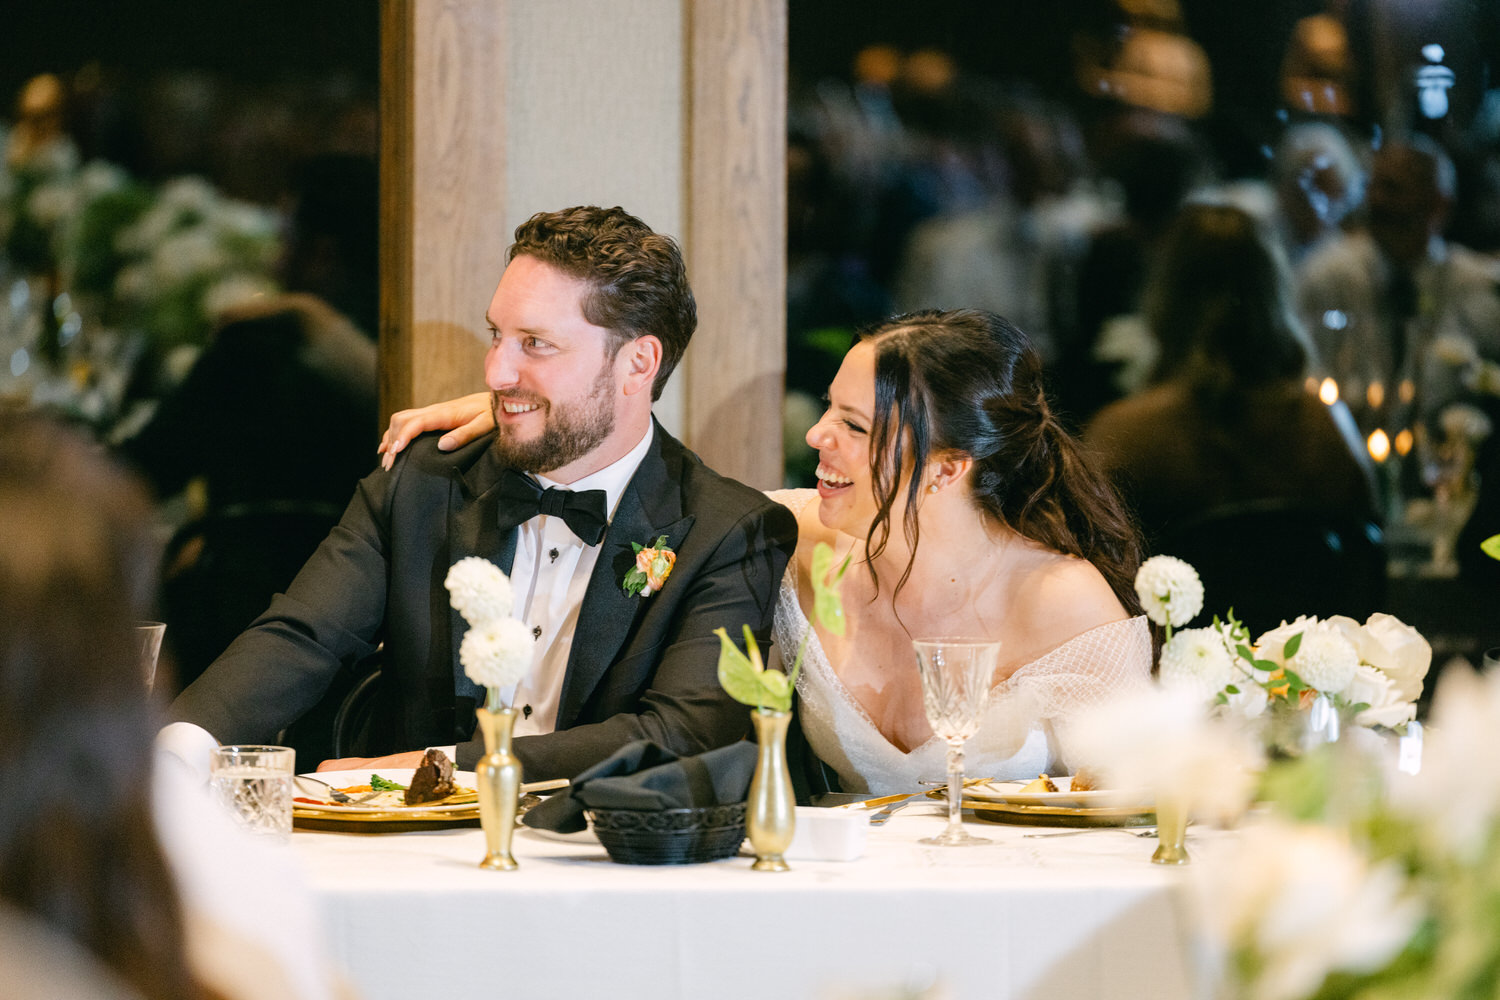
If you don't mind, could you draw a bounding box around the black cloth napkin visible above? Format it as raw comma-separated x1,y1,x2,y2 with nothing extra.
523,740,757,834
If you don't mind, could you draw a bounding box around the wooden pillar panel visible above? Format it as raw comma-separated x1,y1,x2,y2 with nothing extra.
686,0,787,489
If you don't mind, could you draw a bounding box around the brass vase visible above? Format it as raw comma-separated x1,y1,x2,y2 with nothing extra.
747,709,795,872
1151,795,1190,865
475,698,522,871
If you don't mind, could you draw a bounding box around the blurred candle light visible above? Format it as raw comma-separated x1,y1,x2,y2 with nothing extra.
1318,377,1340,405
1399,379,1416,403
1368,428,1391,463
1367,381,1385,409
1394,428,1414,457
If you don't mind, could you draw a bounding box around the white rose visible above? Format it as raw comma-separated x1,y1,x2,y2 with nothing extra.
1345,663,1417,729
1356,614,1431,704
1159,627,1234,702
1254,616,1321,669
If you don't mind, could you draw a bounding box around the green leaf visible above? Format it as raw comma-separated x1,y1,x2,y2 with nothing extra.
631,541,644,554
759,669,792,712
1225,684,1240,694
1482,533,1500,562
1235,643,1257,662
1281,666,1308,692
370,774,406,791
715,627,766,708
1283,632,1303,659
740,624,765,672
809,541,850,636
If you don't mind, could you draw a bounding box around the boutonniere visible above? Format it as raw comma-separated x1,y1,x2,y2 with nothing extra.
623,535,675,597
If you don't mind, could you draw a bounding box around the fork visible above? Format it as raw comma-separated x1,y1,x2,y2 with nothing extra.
295,775,384,805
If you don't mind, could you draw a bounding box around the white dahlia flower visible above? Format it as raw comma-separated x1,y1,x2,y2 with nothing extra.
1134,555,1205,628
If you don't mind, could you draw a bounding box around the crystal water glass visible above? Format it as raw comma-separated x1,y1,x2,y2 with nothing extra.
210,745,296,840
135,621,166,691
913,637,1001,846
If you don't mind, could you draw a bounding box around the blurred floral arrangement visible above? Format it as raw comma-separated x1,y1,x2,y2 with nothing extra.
1134,555,1430,739
2,115,280,424
1069,553,1500,1000
1199,662,1500,1000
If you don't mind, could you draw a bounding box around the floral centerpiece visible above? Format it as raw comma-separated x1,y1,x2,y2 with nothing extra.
1137,555,1431,743
444,555,533,871
1200,662,1500,1000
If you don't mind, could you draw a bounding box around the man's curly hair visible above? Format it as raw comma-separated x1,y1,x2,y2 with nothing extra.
509,206,695,400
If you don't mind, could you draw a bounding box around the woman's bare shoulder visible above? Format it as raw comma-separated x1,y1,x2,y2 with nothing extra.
1009,547,1129,645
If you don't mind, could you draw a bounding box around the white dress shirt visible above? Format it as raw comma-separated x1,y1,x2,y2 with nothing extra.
499,422,654,738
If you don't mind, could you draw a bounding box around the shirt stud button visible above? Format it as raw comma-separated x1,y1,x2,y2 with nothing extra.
549,547,560,562
532,625,542,640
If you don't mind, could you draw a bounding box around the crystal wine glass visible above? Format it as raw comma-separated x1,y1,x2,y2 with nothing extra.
913,637,1001,846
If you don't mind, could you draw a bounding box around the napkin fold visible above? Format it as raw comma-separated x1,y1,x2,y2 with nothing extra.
523,740,756,834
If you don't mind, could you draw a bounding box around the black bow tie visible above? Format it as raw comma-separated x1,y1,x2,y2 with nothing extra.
495,469,609,546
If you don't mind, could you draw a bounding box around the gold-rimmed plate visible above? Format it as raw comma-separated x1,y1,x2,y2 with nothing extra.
294,768,480,814
925,790,1156,828
961,777,1150,810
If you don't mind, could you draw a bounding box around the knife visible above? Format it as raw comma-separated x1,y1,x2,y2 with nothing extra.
868,791,936,825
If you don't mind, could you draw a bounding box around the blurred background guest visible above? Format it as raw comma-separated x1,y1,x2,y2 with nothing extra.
117,153,379,694
0,411,348,1000
0,412,203,999
1085,202,1378,548
1295,135,1500,476
1270,120,1366,265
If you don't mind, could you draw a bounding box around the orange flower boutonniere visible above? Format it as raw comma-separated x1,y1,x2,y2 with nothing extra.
623,535,675,597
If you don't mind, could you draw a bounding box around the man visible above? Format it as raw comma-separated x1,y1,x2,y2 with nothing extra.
170,206,798,779
1296,137,1500,452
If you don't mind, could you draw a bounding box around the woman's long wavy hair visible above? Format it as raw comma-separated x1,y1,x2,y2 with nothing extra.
859,309,1144,614
0,414,205,999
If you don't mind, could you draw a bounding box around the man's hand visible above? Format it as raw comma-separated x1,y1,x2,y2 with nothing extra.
379,392,494,470
317,750,426,772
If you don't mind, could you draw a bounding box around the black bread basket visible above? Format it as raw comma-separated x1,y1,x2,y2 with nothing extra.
587,802,747,865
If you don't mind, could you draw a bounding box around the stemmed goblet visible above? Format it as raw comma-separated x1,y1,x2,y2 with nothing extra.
913,637,1001,846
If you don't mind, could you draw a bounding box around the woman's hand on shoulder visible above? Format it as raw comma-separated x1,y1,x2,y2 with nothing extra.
379,392,494,470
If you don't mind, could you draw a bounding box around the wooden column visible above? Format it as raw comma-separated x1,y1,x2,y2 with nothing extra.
380,0,786,488
379,0,508,423
684,0,787,489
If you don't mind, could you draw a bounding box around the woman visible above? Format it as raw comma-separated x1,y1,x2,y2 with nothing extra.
0,414,205,999
380,310,1151,793
1083,201,1378,546
0,414,347,1000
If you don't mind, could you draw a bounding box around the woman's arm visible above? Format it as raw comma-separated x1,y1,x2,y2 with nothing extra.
378,392,494,470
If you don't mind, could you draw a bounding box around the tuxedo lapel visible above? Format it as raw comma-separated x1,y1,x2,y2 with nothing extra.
556,425,694,730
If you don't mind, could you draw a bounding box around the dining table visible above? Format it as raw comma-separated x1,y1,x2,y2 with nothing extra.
291,799,1228,1000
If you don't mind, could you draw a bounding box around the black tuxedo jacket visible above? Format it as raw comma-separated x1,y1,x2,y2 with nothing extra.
170,422,797,779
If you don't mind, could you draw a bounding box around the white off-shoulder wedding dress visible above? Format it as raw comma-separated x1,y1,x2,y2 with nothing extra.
768,489,1152,795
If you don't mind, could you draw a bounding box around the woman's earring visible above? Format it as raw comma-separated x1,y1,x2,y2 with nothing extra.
929,483,939,494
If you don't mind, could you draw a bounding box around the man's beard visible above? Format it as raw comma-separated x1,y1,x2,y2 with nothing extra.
490,362,617,474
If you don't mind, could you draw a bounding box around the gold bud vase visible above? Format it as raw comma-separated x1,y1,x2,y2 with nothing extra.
1151,795,1190,865
475,700,522,871
747,709,795,872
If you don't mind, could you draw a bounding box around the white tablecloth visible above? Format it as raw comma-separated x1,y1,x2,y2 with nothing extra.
293,803,1221,1000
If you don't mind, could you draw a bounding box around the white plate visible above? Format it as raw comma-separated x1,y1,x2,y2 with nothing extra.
963,777,1148,809
296,768,478,814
